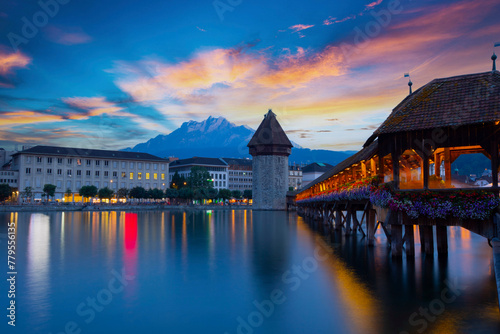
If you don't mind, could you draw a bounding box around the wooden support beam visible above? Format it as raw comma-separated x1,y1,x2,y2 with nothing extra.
367,209,376,246
419,225,434,255
403,225,415,256
345,207,352,236
391,224,403,257
423,151,430,190
434,152,441,177
491,139,499,190
436,226,448,255
361,162,367,178
335,208,342,231
352,212,366,237
444,148,452,188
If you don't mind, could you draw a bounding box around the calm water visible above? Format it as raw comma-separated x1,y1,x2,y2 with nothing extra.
1,210,500,334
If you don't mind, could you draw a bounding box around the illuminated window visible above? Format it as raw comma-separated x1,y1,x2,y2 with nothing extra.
146,173,150,180
121,172,126,178
77,159,82,166
138,173,142,180
153,173,157,180
161,173,165,180
130,172,134,180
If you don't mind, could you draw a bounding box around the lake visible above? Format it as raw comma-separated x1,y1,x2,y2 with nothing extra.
1,210,499,333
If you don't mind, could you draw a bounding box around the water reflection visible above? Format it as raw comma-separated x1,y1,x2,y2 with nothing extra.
0,210,498,334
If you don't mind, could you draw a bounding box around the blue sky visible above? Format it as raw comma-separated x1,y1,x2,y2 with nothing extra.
1,0,499,151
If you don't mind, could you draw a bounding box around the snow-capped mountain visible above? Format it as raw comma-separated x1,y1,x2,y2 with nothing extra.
123,116,353,165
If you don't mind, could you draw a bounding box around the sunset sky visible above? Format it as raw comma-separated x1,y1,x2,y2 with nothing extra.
1,0,499,152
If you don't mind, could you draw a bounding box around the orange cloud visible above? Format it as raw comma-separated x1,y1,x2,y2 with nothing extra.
63,96,122,118
289,24,314,33
0,49,31,76
0,111,62,126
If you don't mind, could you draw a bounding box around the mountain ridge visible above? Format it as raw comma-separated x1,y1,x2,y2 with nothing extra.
123,116,354,165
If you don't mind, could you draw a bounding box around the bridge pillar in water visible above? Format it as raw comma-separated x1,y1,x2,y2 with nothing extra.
367,209,376,246
436,226,448,255
419,225,434,255
404,225,415,256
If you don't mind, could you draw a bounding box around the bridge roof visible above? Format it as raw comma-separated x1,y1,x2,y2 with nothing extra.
373,71,500,136
300,140,378,192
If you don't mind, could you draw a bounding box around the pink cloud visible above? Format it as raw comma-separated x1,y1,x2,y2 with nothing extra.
323,15,357,25
365,0,383,10
45,26,92,45
196,26,207,32
289,24,314,33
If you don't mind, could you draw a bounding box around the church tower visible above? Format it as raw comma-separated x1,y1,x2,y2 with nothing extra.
248,110,293,210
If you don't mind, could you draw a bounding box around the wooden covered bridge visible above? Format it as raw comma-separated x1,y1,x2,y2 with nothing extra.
296,68,500,307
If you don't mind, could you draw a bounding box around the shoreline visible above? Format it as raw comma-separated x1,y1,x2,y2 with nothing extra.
0,204,253,213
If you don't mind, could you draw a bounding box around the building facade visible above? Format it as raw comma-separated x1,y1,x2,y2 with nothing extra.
248,110,293,210
288,165,303,190
301,162,333,189
169,157,229,190
12,146,169,201
222,158,253,191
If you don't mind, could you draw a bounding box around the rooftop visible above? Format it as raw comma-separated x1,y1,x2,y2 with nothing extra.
14,145,167,161
373,71,500,136
169,157,228,167
302,162,333,173
221,157,253,166
247,110,293,149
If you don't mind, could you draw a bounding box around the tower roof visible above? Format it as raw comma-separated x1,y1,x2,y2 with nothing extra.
247,110,293,156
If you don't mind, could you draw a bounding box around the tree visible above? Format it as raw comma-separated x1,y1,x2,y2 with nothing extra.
165,188,178,199
117,188,129,199
22,186,33,202
187,166,212,190
170,171,187,189
129,186,147,199
231,190,242,199
0,184,11,201
148,188,164,200
206,187,218,199
178,187,194,203
98,187,114,199
79,185,98,200
65,188,72,196
217,188,232,201
43,184,57,201
243,189,252,200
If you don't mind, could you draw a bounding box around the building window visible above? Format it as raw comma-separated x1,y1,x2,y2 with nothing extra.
47,157,53,164
76,181,81,188
36,168,42,174
26,156,32,163
113,161,117,168
77,170,82,176
161,164,165,171
95,181,99,188
113,171,117,177
104,171,109,177
96,160,100,166
67,158,73,165
57,158,63,164
104,160,109,167
47,169,52,174
77,159,82,166
86,159,91,166
161,173,165,180
146,163,150,170
121,162,126,168
121,172,126,178
57,181,61,188
67,170,72,176
36,157,42,163
86,170,91,176
138,163,142,169
153,173,157,180
95,171,100,177
130,162,134,168
138,173,142,180
154,164,158,170
57,169,62,175
146,173,150,180
66,181,71,189
130,172,134,180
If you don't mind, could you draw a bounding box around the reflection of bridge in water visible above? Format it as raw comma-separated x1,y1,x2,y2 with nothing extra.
295,68,500,309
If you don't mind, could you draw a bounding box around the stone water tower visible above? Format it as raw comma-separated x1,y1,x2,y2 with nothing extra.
248,110,293,210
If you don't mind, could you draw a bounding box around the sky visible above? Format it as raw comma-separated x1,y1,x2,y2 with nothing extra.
0,0,499,152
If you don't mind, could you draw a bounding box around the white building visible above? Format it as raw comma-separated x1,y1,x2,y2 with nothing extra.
12,145,169,201
169,157,229,190
222,157,253,191
288,165,302,190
